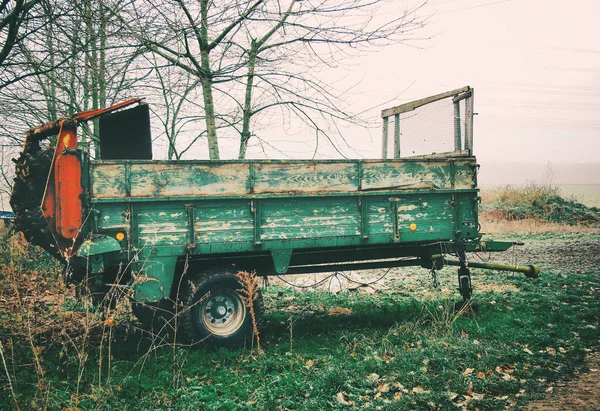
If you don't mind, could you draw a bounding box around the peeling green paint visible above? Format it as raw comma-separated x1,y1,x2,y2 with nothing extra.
88,157,480,302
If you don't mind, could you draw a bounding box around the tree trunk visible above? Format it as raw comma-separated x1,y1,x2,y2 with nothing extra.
200,0,219,160
238,42,256,160
200,52,219,160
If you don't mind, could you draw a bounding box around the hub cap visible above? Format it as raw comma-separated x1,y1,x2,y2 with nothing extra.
200,289,246,337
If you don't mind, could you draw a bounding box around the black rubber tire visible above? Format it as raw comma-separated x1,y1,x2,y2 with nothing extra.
459,274,472,302
179,268,263,348
132,299,175,336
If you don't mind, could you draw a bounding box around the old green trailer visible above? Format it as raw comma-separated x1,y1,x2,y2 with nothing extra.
10,86,539,347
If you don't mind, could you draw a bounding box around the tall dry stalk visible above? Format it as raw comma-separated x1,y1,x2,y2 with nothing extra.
0,340,20,411
236,271,263,354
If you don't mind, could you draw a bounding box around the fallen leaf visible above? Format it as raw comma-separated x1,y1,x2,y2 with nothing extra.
546,347,556,356
546,387,553,393
305,359,314,368
377,383,390,393
523,348,534,355
476,371,485,379
393,392,402,400
328,307,353,316
366,373,380,384
336,392,353,406
462,368,474,376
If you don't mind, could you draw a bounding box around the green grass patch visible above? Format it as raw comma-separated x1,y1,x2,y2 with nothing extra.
1,228,599,410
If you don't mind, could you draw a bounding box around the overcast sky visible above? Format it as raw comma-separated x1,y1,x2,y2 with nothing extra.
360,0,600,168
238,0,599,180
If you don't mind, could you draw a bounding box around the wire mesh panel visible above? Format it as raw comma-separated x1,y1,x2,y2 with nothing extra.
381,87,474,159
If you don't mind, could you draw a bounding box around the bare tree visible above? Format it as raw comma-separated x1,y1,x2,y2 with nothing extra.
0,0,40,67
0,0,151,207
120,0,428,160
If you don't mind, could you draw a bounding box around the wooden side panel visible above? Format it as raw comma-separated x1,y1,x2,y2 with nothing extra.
91,158,477,199
137,203,188,247
253,162,357,194
95,203,128,230
91,163,127,198
456,193,479,238
366,197,393,235
261,197,360,240
194,200,254,244
365,194,455,238
395,193,455,235
129,163,249,197
362,161,453,190
454,160,477,189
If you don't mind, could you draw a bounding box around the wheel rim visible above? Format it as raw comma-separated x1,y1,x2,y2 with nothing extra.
199,289,246,337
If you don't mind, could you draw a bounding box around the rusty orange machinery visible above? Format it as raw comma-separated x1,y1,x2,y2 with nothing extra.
25,99,143,258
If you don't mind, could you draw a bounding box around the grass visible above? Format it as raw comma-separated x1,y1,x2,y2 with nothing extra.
0,218,599,409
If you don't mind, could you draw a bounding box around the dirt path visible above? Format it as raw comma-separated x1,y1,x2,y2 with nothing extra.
523,352,600,411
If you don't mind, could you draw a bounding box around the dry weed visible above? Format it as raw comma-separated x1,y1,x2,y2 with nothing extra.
236,270,263,354
480,211,600,234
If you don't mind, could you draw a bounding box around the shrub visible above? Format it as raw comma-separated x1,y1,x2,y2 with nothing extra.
482,184,600,226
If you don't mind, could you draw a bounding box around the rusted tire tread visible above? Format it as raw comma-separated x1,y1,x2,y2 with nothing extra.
179,268,263,348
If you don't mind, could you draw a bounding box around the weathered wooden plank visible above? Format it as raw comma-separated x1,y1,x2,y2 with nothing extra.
381,86,470,117
361,161,452,191
194,201,254,244
261,197,360,240
129,163,249,197
137,204,188,246
365,194,456,237
454,161,477,189
91,158,477,200
95,204,127,229
253,162,357,194
196,229,254,244
91,163,127,198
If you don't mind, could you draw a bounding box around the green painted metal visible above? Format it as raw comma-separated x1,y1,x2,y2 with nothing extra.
86,157,484,302
133,253,178,301
271,249,293,274
78,235,122,257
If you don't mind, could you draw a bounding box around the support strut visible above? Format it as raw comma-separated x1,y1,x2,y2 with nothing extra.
456,241,472,301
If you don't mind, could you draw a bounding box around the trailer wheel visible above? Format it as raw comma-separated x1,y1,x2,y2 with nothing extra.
458,266,472,302
180,268,262,347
